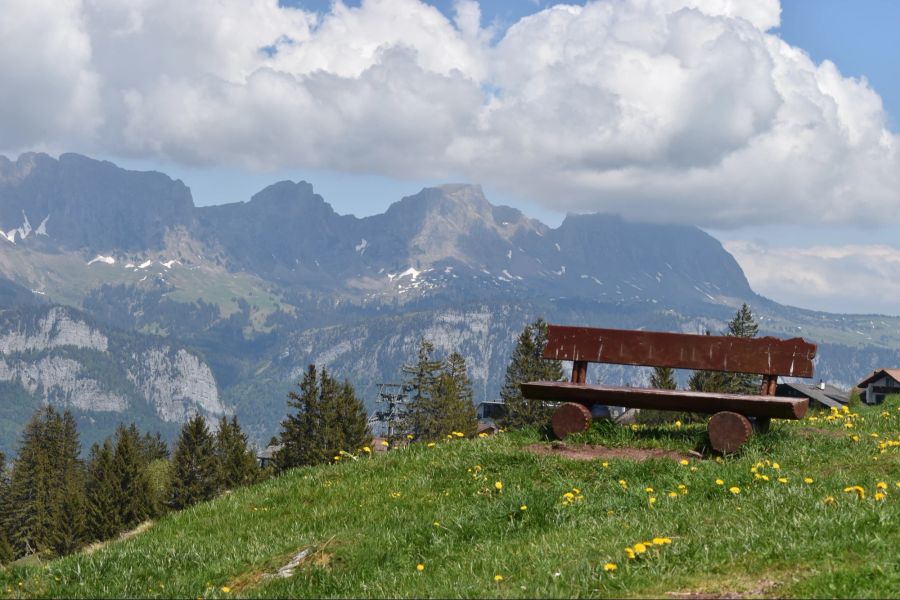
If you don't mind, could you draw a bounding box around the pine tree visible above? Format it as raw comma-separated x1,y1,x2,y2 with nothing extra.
138,431,170,462
436,352,478,437
0,451,13,564
85,440,121,542
724,303,761,394
400,339,445,439
112,424,154,529
649,366,677,390
169,414,220,510
329,381,372,455
215,416,260,490
7,407,87,558
277,366,371,468
49,411,87,555
499,318,564,431
277,365,325,470
8,408,54,557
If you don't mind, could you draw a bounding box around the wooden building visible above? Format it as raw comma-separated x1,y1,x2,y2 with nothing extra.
856,369,900,405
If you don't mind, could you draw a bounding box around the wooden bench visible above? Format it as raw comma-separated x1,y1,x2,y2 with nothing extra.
520,324,817,453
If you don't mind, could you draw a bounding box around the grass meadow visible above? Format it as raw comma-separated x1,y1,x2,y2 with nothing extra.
2,397,899,598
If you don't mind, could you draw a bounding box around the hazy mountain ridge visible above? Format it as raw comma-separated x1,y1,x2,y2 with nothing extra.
0,152,897,450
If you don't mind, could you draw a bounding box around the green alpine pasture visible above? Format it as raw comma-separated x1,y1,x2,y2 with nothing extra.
3,398,899,599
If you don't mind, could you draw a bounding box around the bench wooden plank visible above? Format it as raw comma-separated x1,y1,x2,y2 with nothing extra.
543,325,816,377
520,381,808,420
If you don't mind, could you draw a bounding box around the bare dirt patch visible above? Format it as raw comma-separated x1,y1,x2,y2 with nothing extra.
794,427,845,439
82,520,153,555
666,578,779,599
525,442,700,462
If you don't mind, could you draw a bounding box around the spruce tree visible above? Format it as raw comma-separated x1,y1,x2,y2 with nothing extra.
85,440,121,542
215,416,260,490
277,365,325,470
436,352,478,437
724,303,761,394
139,431,170,462
8,408,54,557
112,424,154,529
277,367,371,468
401,339,444,439
169,414,220,510
649,366,677,390
0,451,13,564
499,318,564,431
329,381,372,454
50,411,87,555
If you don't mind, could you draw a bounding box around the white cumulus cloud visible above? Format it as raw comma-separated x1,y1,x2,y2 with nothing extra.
726,241,900,316
0,0,898,229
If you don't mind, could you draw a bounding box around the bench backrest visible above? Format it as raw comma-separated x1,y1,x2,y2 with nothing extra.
543,325,816,378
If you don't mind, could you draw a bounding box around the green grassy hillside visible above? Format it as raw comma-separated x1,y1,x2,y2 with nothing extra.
3,399,899,599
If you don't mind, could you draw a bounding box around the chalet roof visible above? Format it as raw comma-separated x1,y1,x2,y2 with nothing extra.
779,381,849,409
856,369,900,388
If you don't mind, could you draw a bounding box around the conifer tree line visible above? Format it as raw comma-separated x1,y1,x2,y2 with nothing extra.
0,408,260,564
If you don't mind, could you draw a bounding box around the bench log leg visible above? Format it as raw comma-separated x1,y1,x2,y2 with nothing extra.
552,403,592,439
708,411,752,454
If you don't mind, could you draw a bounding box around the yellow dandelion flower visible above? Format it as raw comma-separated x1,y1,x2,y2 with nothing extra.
494,574,504,582
520,505,528,511
478,432,488,438
675,420,682,428
433,521,440,527
619,480,628,489
803,477,814,484
679,459,689,465
653,537,672,544
407,434,414,440
876,482,887,490
729,486,741,495
495,481,503,491
333,455,341,461
649,496,657,504
381,440,389,447
603,563,618,572
677,484,687,489
778,477,788,484
870,433,880,438
573,487,581,494
843,485,865,500
221,586,231,594
625,547,636,559
760,475,770,482
668,491,678,498
874,492,886,501
844,422,854,429
715,479,724,485
633,542,647,554
772,462,780,470
823,496,836,505
602,461,609,468
645,487,654,493
417,563,425,572
427,442,436,448
842,405,850,413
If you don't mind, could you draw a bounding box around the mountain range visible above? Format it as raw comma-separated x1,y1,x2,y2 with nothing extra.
1,152,898,453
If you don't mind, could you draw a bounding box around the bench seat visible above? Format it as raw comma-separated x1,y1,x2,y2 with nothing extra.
520,381,808,420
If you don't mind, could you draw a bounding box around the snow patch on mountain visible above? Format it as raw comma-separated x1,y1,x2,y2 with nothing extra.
87,255,116,265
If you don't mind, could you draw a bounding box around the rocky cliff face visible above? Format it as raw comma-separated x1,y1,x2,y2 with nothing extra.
127,348,225,423
0,305,224,452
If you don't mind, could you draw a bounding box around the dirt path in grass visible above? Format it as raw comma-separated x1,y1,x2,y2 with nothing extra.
525,442,700,462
